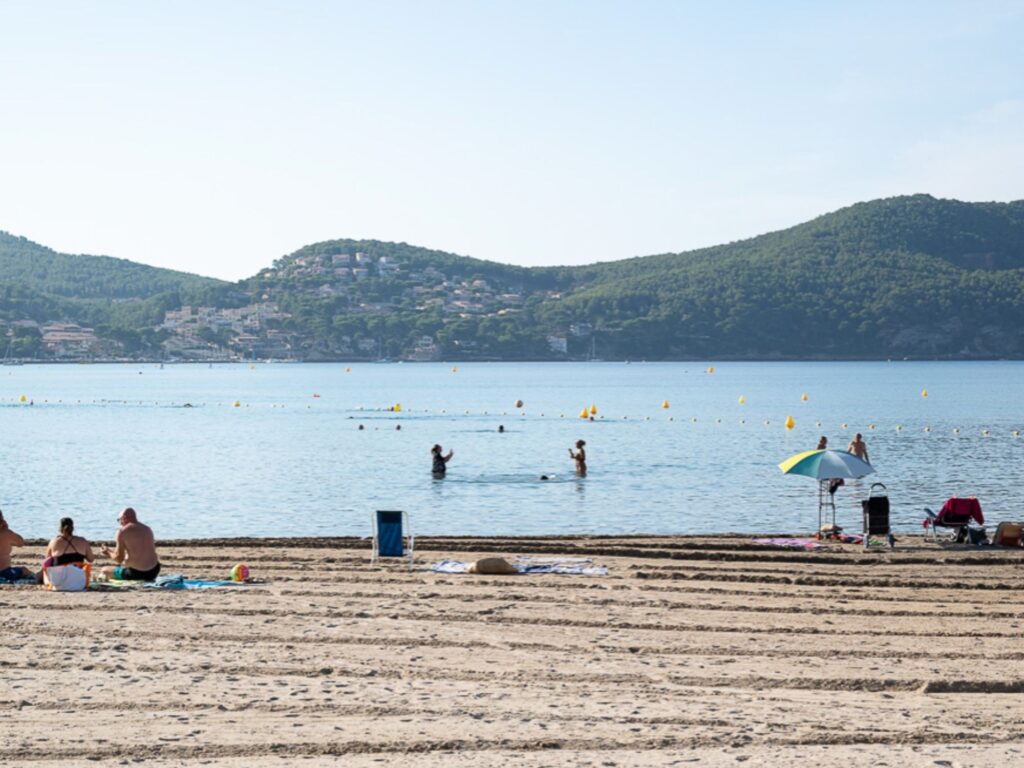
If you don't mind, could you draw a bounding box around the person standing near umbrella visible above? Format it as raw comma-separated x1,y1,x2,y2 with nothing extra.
847,433,870,464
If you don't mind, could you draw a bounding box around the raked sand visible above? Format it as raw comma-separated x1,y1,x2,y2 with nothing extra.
2,535,1024,767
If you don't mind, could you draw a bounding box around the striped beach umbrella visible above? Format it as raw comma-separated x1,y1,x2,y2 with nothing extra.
778,449,874,480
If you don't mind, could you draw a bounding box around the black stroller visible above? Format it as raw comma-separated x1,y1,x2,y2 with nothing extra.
862,482,895,550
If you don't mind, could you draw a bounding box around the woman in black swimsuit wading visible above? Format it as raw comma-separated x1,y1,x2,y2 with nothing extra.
431,444,454,477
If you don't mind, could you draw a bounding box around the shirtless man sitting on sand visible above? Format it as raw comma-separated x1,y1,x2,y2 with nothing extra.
0,510,34,582
101,507,161,581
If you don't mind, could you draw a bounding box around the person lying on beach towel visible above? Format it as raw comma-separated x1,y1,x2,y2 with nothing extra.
0,510,35,583
100,507,161,581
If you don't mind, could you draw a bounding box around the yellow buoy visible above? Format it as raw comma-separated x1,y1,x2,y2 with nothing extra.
19,394,26,403
249,364,255,370
708,366,714,374
921,388,928,397
394,403,402,412
579,408,589,419
924,426,931,433
451,366,457,373
738,395,745,405
233,400,241,407
590,404,597,415
785,415,795,429
801,393,808,402
345,367,351,373
662,400,670,409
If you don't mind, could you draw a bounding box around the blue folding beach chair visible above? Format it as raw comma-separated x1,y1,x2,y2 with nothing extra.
371,510,414,569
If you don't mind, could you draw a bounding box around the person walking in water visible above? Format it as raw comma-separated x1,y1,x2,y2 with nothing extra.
848,433,870,464
101,507,161,581
431,444,453,478
568,440,587,476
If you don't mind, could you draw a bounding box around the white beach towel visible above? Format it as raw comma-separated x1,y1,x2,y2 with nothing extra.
429,557,608,577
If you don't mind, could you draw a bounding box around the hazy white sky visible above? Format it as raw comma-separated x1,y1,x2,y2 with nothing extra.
1,1,1022,280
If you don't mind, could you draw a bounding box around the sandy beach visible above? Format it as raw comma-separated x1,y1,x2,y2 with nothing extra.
2,535,1024,767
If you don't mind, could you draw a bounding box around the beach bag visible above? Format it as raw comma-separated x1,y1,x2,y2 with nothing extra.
967,527,988,546
992,522,1023,547
468,557,517,575
44,562,90,592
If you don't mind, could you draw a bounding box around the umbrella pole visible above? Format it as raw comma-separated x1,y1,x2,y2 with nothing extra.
818,479,836,534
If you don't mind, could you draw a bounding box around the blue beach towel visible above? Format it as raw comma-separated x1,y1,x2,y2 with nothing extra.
144,574,238,589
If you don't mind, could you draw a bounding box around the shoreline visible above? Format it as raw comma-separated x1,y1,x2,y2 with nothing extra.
4,535,1023,765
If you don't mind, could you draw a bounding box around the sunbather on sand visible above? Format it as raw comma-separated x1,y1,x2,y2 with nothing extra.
101,508,161,581
0,510,34,582
43,517,95,568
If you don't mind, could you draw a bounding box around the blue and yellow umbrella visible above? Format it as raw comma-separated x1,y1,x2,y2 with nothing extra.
779,449,874,480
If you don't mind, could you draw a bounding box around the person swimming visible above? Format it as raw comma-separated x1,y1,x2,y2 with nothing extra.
498,425,505,433
431,444,453,477
568,440,587,476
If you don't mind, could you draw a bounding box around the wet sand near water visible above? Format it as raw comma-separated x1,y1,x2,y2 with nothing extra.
2,535,1024,767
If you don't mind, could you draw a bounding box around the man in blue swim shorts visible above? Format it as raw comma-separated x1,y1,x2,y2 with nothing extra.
0,510,34,582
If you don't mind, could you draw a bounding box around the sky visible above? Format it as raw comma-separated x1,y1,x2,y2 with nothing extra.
1,1,1022,281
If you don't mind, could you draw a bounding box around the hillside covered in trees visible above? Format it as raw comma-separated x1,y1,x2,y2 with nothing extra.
3,195,1024,360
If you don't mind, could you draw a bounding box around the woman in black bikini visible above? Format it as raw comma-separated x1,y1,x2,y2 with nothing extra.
42,517,95,570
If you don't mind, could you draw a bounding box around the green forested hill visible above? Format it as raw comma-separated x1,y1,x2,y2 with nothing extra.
3,195,1024,360
535,195,1024,357
0,231,227,299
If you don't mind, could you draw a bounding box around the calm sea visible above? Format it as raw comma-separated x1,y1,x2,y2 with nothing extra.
2,362,1021,540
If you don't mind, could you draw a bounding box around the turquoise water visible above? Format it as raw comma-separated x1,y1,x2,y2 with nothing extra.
1,362,1022,540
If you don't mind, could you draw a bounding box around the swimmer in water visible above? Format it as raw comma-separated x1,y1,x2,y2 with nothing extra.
539,475,550,481
568,439,587,476
431,444,453,478
498,425,505,433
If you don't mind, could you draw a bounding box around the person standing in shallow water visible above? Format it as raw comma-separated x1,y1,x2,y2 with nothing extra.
817,436,828,450
431,444,453,478
848,433,870,464
568,440,587,476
